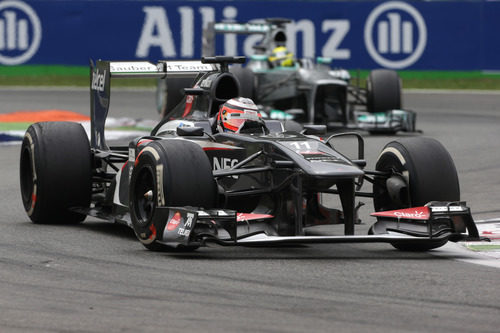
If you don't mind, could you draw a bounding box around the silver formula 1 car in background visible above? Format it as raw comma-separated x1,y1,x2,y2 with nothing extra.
20,57,481,253
157,18,416,134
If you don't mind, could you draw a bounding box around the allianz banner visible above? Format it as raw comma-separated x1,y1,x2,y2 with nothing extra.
0,0,499,70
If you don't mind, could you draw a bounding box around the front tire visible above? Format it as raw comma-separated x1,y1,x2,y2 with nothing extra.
373,137,460,251
129,139,217,251
366,69,402,113
19,122,92,224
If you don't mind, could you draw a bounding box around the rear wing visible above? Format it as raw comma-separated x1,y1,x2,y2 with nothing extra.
90,59,217,150
202,18,291,56
214,22,271,34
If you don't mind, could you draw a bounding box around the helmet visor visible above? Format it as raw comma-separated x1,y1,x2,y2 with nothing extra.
223,110,261,132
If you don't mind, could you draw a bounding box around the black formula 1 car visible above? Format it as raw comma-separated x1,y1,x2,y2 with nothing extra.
157,18,416,134
20,57,481,252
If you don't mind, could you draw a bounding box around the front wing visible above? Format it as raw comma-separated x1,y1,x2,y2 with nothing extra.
145,202,481,249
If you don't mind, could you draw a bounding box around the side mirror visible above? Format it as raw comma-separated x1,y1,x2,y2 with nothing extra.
184,88,205,95
301,124,327,135
176,126,205,137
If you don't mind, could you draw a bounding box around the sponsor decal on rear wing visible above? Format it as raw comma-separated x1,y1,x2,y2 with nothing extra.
109,61,159,76
104,60,217,78
213,22,270,34
163,61,217,77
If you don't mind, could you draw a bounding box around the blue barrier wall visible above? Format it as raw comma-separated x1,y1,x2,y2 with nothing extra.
0,0,499,70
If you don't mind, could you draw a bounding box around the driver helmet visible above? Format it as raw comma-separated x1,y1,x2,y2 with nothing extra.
269,46,294,67
217,97,265,134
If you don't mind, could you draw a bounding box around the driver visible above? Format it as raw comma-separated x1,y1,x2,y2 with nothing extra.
268,46,294,67
217,97,267,134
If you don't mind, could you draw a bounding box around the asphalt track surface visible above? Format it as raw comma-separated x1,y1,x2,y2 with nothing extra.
0,88,499,332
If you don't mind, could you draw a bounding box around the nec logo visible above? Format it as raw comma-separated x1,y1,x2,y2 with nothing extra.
213,157,238,170
0,0,41,65
364,1,427,69
213,157,239,179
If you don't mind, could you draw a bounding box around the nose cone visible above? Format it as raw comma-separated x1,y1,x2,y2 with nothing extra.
302,160,364,178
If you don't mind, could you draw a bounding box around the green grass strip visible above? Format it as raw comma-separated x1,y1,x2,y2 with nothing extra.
113,126,154,132
1,65,500,89
466,244,500,251
0,122,32,131
0,75,157,87
0,65,88,76
0,65,156,87
349,70,500,90
350,69,500,79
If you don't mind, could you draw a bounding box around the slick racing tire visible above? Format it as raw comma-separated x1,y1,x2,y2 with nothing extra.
372,137,460,251
230,67,255,100
19,122,92,224
366,69,402,113
129,139,217,251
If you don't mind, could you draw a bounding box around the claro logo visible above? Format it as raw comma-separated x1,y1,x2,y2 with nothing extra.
364,1,427,69
0,0,41,65
91,69,106,92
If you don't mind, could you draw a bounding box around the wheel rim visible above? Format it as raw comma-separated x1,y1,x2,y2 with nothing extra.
374,164,411,212
20,145,34,209
133,166,156,227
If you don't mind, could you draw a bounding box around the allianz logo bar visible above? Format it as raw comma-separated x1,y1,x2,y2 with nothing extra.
0,9,28,51
0,0,41,65
377,12,414,54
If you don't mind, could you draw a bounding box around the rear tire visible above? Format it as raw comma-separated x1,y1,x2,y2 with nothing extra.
373,137,460,251
19,122,92,224
157,77,195,118
230,67,255,100
129,139,217,251
366,69,401,113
